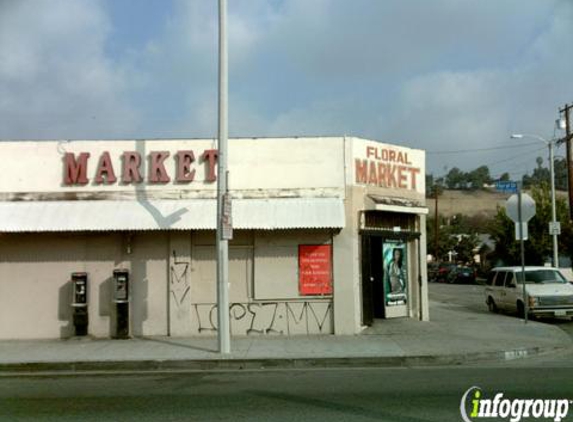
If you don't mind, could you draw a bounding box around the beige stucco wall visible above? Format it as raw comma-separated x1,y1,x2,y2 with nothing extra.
333,137,428,333
334,187,429,332
0,136,427,339
346,137,425,202
0,232,168,340
0,229,335,339
129,232,169,336
188,230,334,336
0,138,346,199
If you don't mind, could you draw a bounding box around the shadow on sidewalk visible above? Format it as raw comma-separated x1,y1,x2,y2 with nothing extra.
140,336,217,354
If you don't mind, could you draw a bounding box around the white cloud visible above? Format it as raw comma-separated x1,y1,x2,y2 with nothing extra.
0,0,137,139
1,0,571,181
222,0,571,176
377,1,573,175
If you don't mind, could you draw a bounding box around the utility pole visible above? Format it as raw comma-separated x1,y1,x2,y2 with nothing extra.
517,186,528,324
216,0,231,354
560,104,573,220
434,187,439,261
548,139,559,267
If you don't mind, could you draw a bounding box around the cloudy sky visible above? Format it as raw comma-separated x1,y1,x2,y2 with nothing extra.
1,0,572,178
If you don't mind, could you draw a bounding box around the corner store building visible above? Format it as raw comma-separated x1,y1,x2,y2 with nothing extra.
0,136,428,339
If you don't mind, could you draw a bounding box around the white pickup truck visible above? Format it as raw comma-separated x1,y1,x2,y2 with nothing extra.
484,266,573,319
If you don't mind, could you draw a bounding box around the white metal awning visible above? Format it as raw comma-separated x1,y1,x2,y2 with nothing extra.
367,194,428,215
374,203,429,215
0,198,345,232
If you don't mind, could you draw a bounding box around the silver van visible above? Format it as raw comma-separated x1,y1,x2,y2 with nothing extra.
484,266,573,318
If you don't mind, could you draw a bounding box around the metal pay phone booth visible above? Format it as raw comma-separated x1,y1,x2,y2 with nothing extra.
71,272,88,336
113,269,130,339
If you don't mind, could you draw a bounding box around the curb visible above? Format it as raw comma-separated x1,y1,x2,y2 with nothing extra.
0,345,566,376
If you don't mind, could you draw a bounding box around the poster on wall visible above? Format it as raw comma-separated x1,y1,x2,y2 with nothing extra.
299,245,333,296
383,241,408,306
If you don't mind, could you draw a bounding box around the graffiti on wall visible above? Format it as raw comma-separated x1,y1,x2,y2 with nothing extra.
170,251,190,308
191,301,333,335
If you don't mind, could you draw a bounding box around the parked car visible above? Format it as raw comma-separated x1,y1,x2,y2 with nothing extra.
434,262,456,283
446,265,476,284
427,262,439,282
484,266,573,319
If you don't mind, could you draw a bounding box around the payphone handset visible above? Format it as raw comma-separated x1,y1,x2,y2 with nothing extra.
113,269,129,303
71,272,88,307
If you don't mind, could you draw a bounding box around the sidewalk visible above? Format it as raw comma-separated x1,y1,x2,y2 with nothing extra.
0,300,571,374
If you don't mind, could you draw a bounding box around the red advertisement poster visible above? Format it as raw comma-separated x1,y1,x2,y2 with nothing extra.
299,245,332,295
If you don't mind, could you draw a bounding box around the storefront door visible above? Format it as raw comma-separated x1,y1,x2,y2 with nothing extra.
361,235,385,325
361,235,374,325
361,233,411,323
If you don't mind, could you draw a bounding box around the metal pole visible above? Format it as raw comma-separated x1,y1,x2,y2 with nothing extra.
216,0,230,354
434,188,439,261
518,187,528,324
512,133,559,268
549,140,559,268
562,104,573,220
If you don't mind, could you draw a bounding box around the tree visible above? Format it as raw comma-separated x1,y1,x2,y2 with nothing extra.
445,167,467,189
522,156,550,188
426,173,446,198
427,214,480,263
488,183,573,265
554,158,568,191
467,165,491,190
426,216,458,260
455,234,479,263
499,172,510,182
425,174,434,194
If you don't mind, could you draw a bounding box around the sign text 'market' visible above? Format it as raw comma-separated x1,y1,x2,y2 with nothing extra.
63,150,218,185
355,146,421,190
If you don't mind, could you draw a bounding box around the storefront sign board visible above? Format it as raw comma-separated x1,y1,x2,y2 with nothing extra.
299,245,332,296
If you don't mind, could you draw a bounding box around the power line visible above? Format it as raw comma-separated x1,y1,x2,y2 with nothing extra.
426,141,539,155
473,146,546,168
430,146,545,174
488,150,546,171
490,169,535,179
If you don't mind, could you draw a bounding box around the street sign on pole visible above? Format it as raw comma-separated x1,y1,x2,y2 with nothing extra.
506,193,536,223
506,189,536,324
495,181,518,194
515,222,528,241
549,221,561,236
222,193,233,240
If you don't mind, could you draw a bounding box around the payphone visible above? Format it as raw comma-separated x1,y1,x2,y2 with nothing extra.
71,272,88,336
113,269,130,339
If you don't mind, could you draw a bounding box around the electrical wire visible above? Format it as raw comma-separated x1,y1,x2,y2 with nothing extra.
426,141,539,155
430,145,547,181
488,150,546,171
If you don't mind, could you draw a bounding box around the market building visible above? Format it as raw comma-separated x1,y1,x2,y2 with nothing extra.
0,136,428,340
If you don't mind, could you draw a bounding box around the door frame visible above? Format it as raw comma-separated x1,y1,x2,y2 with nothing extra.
360,229,420,324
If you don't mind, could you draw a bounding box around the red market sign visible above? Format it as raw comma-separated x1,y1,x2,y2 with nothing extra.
63,149,218,186
299,245,332,296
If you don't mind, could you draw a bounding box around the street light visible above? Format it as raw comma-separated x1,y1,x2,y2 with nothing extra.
511,133,559,268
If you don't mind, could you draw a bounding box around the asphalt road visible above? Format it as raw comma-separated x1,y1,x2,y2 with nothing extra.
429,282,573,362
2,283,573,422
429,282,489,314
429,282,573,336
1,366,573,422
